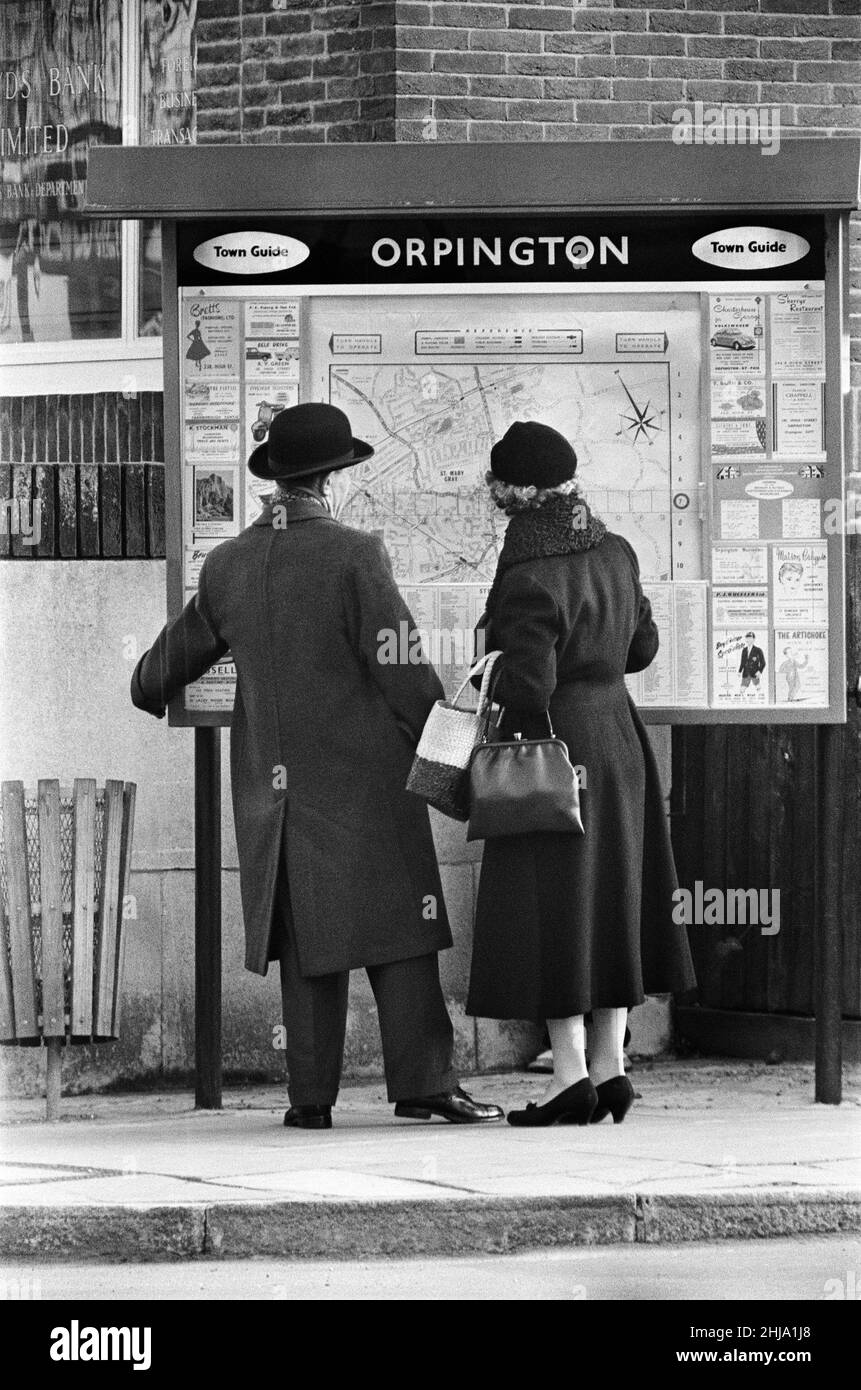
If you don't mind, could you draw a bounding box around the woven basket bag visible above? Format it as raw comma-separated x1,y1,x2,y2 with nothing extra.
405,651,502,821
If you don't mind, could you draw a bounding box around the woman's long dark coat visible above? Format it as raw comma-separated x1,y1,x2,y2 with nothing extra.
132,498,452,977
467,531,696,1021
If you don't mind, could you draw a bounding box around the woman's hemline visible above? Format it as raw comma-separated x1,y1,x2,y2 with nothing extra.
466,994,647,1023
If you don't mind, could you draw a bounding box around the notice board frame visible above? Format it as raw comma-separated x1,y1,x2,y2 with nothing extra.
86,141,860,730
167,239,851,725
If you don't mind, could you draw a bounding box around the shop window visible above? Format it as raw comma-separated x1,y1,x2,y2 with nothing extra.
0,0,196,384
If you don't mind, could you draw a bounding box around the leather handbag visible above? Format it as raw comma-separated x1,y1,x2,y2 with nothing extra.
466,701,585,842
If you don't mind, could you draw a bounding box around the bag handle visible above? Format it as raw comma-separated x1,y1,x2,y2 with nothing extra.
451,649,502,713
478,674,555,745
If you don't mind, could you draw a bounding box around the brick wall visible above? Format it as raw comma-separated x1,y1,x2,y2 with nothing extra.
393,1,861,143
196,0,396,143
195,2,860,145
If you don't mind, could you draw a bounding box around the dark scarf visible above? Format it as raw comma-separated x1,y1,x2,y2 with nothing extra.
485,492,607,613
271,484,330,513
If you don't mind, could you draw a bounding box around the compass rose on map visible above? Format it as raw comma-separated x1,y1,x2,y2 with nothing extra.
615,372,665,446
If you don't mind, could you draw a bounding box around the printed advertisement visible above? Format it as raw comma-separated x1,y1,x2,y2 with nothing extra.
183,378,239,419
244,340,301,382
711,417,767,457
773,629,829,707
769,289,825,378
184,540,221,589
712,587,769,628
193,465,237,538
773,380,825,456
772,543,828,624
781,498,822,539
712,627,769,707
183,381,240,421
711,546,768,585
183,298,241,377
244,383,300,455
711,375,766,420
184,657,238,712
184,422,241,464
244,299,300,339
712,584,771,704
720,499,760,540
708,295,766,373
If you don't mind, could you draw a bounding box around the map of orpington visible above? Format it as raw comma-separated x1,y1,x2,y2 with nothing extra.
330,362,673,584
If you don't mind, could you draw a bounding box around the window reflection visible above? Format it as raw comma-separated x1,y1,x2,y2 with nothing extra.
138,0,197,337
0,0,123,343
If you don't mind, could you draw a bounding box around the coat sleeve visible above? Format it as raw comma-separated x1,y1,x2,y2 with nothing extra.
130,562,229,719
626,594,660,674
487,565,560,716
342,533,445,744
617,537,660,674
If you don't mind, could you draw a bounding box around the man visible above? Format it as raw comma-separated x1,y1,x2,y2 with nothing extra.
738,632,766,690
132,403,502,1130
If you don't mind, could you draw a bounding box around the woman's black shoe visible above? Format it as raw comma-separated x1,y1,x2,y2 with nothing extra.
507,1077,598,1127
590,1075,635,1124
283,1105,332,1130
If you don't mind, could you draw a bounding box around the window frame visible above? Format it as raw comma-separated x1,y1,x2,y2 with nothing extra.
0,0,166,394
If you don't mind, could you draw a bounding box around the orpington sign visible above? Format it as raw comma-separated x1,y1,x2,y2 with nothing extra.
370,233,629,270
177,213,824,287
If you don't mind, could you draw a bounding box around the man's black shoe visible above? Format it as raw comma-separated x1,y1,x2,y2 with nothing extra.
394,1086,504,1124
283,1105,332,1130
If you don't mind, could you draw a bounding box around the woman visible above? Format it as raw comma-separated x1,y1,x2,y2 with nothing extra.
467,421,696,1127
186,321,211,370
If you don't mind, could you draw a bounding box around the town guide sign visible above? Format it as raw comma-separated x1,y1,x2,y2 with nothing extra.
193,230,312,274
177,210,825,287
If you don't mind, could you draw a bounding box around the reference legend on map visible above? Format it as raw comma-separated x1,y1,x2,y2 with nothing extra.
415,327,584,355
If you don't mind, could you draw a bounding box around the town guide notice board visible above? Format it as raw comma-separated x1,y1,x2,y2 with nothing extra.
86,140,859,727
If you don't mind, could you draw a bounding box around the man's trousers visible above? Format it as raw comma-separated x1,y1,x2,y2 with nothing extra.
274,870,456,1107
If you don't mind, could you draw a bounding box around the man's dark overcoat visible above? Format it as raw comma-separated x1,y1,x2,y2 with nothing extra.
132,498,452,977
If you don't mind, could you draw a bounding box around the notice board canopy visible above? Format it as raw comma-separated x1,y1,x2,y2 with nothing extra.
89,140,860,727
88,139,860,216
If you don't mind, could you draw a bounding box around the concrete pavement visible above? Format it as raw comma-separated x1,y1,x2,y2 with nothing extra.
1,1061,859,1260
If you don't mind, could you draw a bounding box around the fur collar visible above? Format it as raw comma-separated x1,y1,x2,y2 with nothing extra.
487,494,607,611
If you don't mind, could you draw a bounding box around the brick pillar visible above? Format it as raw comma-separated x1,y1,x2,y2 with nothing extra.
196,0,396,144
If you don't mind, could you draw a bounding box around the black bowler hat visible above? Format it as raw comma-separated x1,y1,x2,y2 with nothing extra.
490,421,577,488
248,402,374,481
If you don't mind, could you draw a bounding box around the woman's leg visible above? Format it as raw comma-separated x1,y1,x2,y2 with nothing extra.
588,1007,628,1088
541,1015,588,1102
